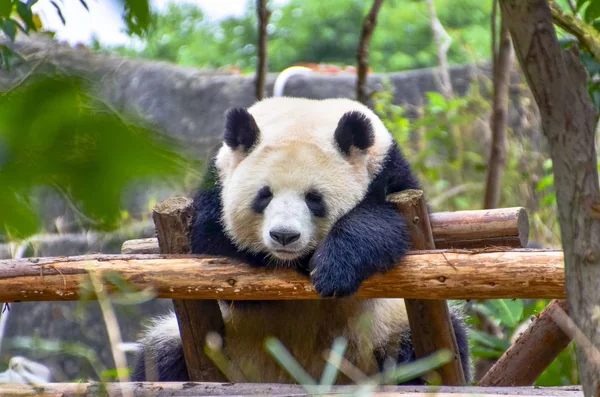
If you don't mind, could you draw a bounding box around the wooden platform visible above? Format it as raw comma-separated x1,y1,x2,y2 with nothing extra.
0,383,584,397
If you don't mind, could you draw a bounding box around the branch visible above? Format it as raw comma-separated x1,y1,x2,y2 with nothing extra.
425,0,454,98
549,0,600,63
483,14,514,209
0,249,565,302
500,0,600,394
356,0,384,104
255,0,271,100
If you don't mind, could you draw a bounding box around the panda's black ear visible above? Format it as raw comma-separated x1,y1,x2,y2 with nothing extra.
224,108,260,152
334,111,375,156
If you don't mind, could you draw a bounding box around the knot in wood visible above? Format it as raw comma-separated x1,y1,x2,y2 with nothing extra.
227,278,236,286
413,216,420,224
438,276,446,283
584,249,597,264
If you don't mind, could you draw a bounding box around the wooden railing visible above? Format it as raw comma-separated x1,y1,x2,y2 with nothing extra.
0,190,576,396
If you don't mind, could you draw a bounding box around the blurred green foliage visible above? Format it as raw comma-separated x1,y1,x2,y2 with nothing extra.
101,0,492,73
0,0,151,68
0,76,189,240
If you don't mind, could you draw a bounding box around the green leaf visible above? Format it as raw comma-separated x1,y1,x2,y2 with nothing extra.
122,0,151,36
425,91,448,113
471,346,503,359
541,192,557,207
50,0,65,25
1,18,16,41
584,0,600,23
486,299,524,328
16,1,34,32
536,174,554,191
0,0,12,18
470,329,510,351
576,0,590,12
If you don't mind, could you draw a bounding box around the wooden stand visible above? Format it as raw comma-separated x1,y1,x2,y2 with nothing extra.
390,190,466,385
152,197,227,382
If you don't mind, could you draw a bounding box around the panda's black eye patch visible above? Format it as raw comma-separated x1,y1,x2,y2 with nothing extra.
305,190,326,217
252,186,273,213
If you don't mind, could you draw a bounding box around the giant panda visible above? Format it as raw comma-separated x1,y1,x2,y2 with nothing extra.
132,97,471,385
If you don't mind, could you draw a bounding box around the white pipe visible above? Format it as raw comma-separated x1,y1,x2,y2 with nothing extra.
272,66,313,97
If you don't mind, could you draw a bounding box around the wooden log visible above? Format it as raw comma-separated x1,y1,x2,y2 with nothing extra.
429,207,528,248
0,249,565,302
120,206,530,255
0,383,584,397
121,238,160,254
389,190,466,385
479,299,571,386
151,197,227,382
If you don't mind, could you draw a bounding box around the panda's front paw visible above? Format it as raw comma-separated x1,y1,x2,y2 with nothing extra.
309,251,364,298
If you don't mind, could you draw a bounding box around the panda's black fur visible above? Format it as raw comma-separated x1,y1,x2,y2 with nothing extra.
132,99,471,385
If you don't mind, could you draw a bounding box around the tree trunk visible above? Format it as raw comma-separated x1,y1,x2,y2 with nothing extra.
500,1,600,395
425,0,453,99
483,14,514,209
255,0,271,100
356,0,384,105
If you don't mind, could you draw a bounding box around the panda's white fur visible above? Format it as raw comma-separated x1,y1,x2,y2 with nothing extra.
216,97,392,261
134,97,471,384
141,300,410,383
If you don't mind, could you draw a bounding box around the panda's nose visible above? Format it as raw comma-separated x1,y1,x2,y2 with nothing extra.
270,229,301,246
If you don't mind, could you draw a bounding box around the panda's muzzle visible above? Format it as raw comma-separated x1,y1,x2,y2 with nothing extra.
269,229,301,246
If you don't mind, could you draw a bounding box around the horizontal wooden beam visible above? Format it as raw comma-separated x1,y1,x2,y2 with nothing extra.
121,206,530,255
0,249,564,302
0,382,584,397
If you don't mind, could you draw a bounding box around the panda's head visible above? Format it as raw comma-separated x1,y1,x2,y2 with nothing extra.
214,98,390,264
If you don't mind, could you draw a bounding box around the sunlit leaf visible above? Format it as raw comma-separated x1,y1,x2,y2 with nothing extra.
425,91,448,113
536,174,554,191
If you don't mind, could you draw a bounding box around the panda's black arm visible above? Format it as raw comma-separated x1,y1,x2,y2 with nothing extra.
309,145,421,297
309,198,410,297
